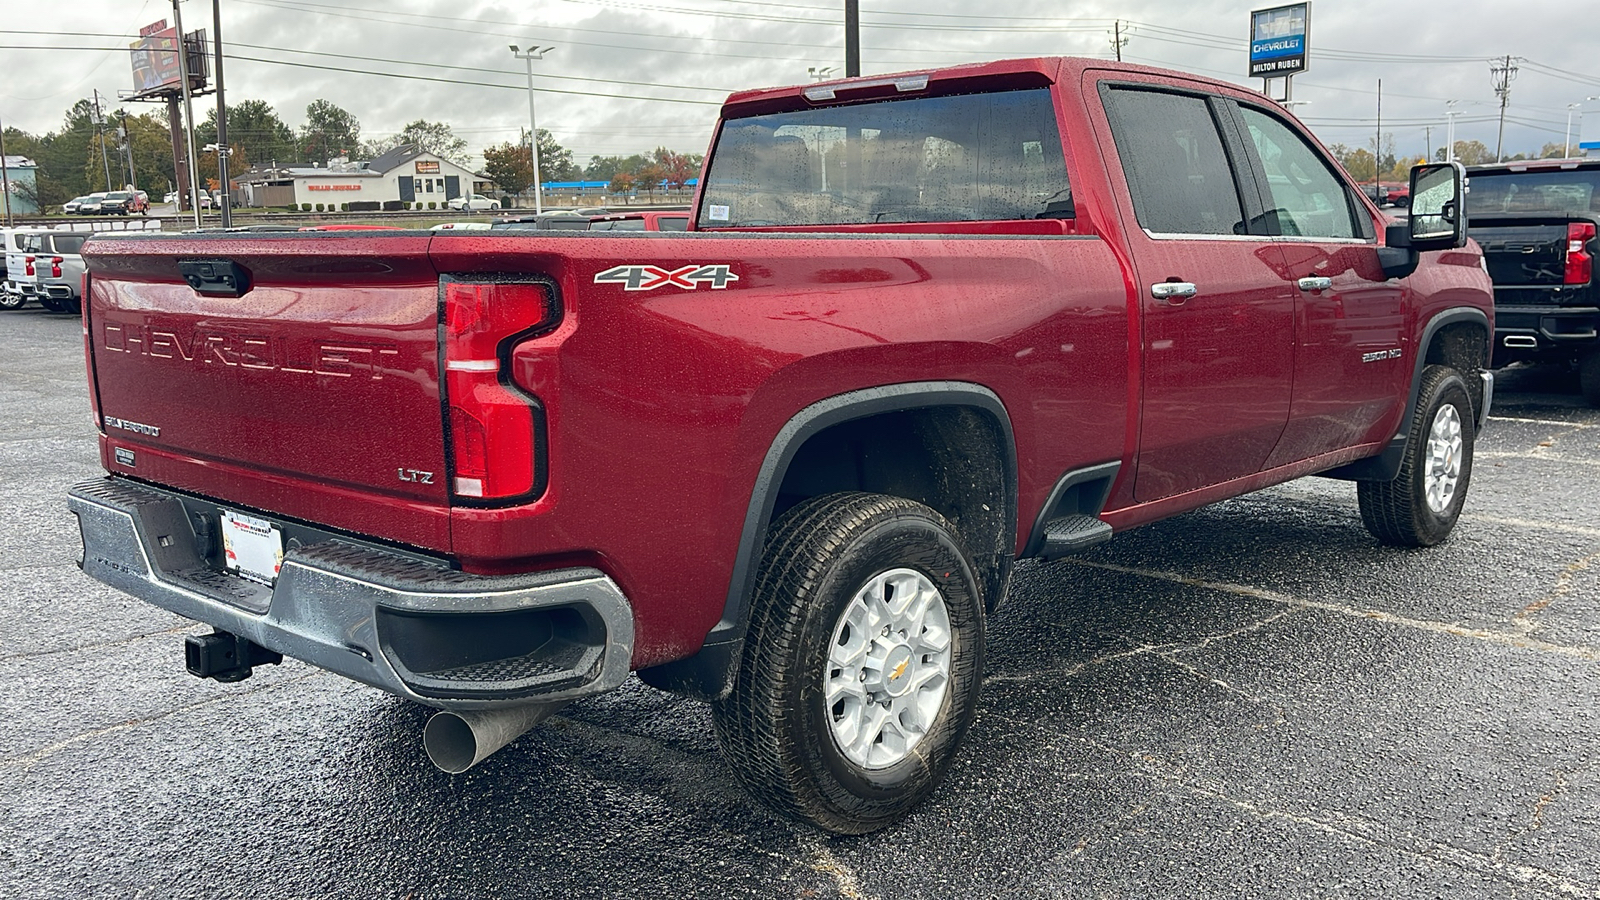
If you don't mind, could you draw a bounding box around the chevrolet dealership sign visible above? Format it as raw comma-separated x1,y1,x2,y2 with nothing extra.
1249,3,1310,77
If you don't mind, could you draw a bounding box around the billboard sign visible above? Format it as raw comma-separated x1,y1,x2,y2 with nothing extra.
1249,3,1310,78
129,21,182,97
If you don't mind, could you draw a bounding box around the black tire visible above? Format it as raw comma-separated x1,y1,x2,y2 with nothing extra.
1579,350,1600,407
60,297,82,315
37,295,62,313
711,492,985,834
1358,365,1475,547
0,291,24,311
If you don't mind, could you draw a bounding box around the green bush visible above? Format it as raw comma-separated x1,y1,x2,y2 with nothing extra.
427,201,437,210
301,203,311,212
340,202,349,212
315,203,325,212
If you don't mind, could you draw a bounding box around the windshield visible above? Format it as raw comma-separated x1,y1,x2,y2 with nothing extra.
1467,169,1600,216
698,87,1072,228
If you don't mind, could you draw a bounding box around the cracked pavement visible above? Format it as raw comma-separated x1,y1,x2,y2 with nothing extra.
2,306,1598,899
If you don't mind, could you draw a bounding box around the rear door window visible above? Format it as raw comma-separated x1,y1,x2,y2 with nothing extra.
1102,87,1247,236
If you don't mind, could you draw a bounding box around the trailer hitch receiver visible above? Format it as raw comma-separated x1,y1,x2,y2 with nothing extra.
185,630,282,683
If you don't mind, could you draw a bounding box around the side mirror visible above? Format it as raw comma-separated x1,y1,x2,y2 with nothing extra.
1406,161,1468,251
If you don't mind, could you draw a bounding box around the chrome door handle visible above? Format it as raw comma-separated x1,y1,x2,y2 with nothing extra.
1151,281,1198,304
1297,276,1333,292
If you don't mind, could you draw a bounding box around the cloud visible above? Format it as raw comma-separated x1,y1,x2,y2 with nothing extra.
4,0,1594,167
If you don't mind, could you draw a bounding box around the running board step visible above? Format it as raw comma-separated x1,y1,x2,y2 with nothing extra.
1039,515,1112,561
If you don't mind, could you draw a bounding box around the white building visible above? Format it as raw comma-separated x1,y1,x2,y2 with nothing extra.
235,145,483,209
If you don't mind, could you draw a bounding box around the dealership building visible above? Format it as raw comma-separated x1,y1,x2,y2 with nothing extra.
234,145,488,208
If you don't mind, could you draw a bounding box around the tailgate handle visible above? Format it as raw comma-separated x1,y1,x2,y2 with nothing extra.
178,259,252,297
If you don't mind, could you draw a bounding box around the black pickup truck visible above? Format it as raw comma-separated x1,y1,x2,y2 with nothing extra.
1467,159,1600,403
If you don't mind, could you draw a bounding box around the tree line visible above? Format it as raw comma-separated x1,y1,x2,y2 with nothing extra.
1326,135,1586,183
482,140,703,201
3,95,700,209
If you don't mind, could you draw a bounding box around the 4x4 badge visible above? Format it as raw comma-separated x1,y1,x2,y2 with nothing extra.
594,264,739,291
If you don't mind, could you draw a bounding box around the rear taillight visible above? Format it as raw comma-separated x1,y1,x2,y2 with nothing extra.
1566,221,1595,286
51,256,63,279
23,255,34,277
442,280,558,502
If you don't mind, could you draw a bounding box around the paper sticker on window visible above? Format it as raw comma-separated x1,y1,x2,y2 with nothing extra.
708,204,730,221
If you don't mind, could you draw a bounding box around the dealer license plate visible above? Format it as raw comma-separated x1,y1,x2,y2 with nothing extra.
220,509,284,586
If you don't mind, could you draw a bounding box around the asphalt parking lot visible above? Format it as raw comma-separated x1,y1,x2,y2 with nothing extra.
2,305,1597,899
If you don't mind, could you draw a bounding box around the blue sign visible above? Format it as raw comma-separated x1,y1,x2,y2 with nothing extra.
1250,3,1310,77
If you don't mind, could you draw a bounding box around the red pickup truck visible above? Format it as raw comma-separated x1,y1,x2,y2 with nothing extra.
68,57,1492,834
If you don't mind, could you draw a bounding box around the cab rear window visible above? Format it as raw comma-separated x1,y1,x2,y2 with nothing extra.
699,88,1072,228
1467,170,1600,216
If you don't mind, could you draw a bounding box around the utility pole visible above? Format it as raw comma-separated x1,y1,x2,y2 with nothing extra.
0,111,13,226
1110,21,1131,61
1566,103,1583,158
1374,78,1382,186
212,0,231,227
1425,125,1432,164
93,90,113,192
1490,55,1520,163
119,111,137,189
844,0,859,77
173,0,204,228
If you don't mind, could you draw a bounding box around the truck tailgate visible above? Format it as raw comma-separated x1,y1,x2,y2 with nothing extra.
83,233,451,546
1470,216,1576,287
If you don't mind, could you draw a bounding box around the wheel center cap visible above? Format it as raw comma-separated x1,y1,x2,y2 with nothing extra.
882,645,914,697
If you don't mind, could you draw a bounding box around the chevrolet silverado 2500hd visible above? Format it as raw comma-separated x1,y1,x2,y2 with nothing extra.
68,58,1493,834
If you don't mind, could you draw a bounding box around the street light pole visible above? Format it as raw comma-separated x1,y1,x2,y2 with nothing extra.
1566,103,1583,158
510,44,553,216
1445,100,1460,163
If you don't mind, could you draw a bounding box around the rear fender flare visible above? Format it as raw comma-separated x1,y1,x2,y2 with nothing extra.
637,382,1017,700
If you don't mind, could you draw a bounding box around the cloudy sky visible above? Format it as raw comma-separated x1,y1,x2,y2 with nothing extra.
4,0,1598,170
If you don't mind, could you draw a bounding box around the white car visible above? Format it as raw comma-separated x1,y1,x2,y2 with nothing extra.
446,193,497,212
429,222,492,231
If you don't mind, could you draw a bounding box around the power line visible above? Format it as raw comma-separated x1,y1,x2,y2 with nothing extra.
0,37,733,96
